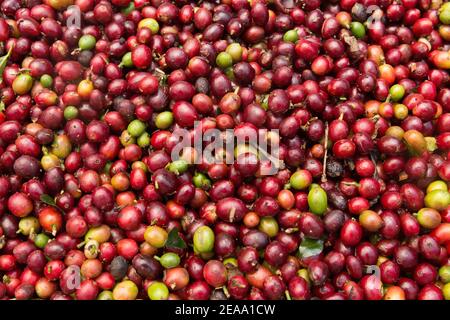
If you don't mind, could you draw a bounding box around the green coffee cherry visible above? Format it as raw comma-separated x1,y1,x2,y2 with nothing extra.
155,111,174,129
139,18,159,35
147,282,169,300
12,73,33,95
443,283,450,300
283,29,298,43
225,67,235,80
120,130,136,146
439,265,450,284
34,233,50,248
144,225,168,248
350,21,366,39
193,226,215,253
216,52,233,69
159,252,180,269
417,208,441,229
426,180,448,193
78,34,96,50
127,119,147,137
223,257,238,268
137,132,150,148
440,9,450,24
98,290,114,300
120,52,133,68
84,225,111,244
389,84,405,102
18,216,40,236
167,159,189,175
193,172,211,190
40,74,53,88
259,216,279,238
308,185,328,215
424,190,450,211
290,170,312,190
226,43,243,62
64,106,79,120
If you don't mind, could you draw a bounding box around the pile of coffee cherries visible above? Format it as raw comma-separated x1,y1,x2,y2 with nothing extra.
0,0,450,300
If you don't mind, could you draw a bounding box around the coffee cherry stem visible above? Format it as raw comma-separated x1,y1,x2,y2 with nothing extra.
285,290,292,300
321,121,329,183
222,286,230,298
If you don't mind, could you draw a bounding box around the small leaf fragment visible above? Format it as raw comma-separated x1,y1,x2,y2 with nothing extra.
0,45,14,84
40,194,56,206
165,228,187,249
298,238,324,259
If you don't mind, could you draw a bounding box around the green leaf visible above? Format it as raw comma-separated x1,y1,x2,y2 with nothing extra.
40,194,56,206
121,1,135,15
165,228,187,249
298,238,324,259
0,45,13,84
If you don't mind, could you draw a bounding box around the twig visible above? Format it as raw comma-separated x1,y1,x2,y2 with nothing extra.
321,122,329,183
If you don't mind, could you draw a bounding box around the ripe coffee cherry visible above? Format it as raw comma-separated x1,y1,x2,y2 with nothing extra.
0,0,448,302
340,220,363,247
